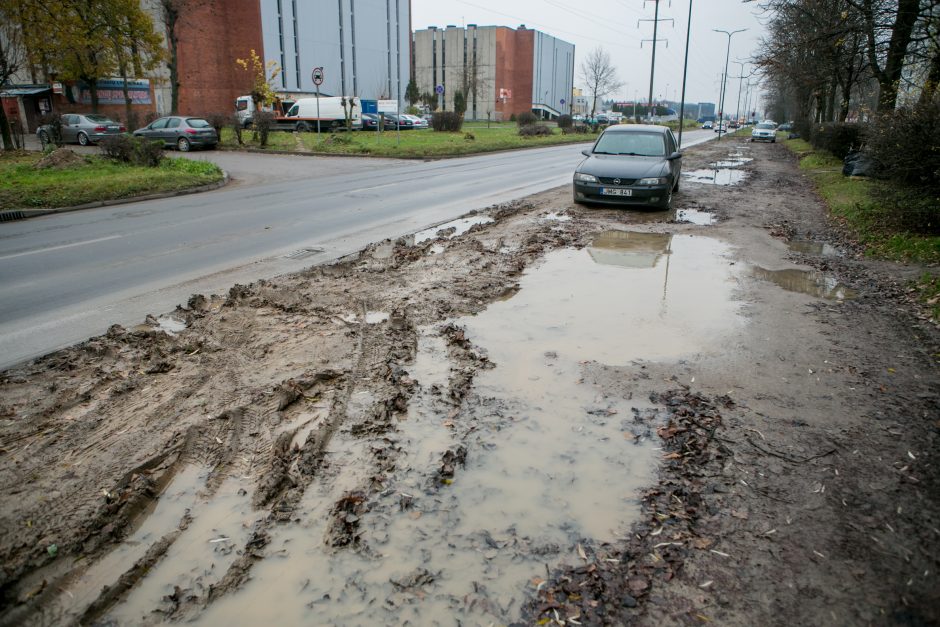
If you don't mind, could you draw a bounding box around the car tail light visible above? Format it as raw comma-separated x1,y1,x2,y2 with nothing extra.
184,128,197,134
94,125,107,132
119,126,126,131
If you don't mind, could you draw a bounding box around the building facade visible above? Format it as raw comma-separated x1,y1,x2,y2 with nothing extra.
412,25,573,121
259,0,411,102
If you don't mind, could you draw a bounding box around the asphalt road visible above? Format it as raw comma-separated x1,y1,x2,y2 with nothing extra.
1,129,716,369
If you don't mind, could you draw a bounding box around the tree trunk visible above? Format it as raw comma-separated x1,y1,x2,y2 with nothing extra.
0,105,14,151
88,77,99,112
919,47,940,105
863,0,920,112
163,3,180,113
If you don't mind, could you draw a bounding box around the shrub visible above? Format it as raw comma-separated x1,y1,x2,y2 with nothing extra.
865,97,940,193
519,124,552,137
464,132,475,141
203,112,229,139
325,132,353,145
516,111,536,127
431,111,464,132
809,123,864,160
563,124,591,135
557,114,573,129
37,113,63,147
231,113,244,145
509,113,516,122
99,135,164,167
253,110,275,146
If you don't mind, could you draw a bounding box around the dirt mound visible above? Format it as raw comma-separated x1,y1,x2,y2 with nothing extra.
35,148,85,170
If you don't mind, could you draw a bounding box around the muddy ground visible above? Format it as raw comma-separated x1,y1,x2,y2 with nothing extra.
1,136,937,626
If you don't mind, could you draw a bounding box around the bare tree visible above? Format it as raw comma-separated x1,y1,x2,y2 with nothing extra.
0,2,27,149
580,48,623,118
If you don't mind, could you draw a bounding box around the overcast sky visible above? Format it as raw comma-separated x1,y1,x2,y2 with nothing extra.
412,0,768,110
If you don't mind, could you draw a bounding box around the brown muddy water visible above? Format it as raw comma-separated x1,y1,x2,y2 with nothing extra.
682,168,748,186
787,239,842,257
102,233,747,626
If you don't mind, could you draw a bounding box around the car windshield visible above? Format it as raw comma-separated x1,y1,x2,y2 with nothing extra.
186,118,211,128
757,123,775,129
593,131,665,156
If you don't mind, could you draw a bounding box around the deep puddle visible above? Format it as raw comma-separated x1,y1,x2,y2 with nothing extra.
193,232,745,625
788,239,841,257
751,266,856,300
711,158,753,168
683,168,749,185
414,215,494,244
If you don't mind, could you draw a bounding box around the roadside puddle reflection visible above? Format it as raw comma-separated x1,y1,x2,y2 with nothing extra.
414,215,494,244
751,266,856,300
683,168,748,186
788,239,841,257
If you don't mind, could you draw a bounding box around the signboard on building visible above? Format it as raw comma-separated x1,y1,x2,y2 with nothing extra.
78,78,152,105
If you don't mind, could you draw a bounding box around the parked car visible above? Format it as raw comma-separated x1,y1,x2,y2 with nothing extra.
402,114,429,129
360,113,382,131
777,122,794,132
573,124,682,209
381,112,414,129
133,116,218,151
750,121,777,143
37,113,126,146
701,120,714,129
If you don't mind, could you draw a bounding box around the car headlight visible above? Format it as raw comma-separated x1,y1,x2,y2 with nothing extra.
575,173,598,183
638,177,665,186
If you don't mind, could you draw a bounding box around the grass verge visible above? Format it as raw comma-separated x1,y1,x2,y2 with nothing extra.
0,151,224,210
781,135,939,318
221,122,598,157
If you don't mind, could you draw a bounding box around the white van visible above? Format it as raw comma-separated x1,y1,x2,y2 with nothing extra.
284,97,362,131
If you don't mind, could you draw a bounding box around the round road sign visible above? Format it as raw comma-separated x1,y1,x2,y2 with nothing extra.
312,67,324,86
435,84,444,95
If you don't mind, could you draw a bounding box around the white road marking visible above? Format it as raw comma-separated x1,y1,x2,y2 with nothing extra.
0,234,124,261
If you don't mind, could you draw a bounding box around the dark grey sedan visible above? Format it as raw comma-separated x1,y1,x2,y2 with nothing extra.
573,124,682,209
37,113,126,146
133,116,218,151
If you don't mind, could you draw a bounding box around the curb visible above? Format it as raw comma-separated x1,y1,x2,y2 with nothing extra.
1,171,231,222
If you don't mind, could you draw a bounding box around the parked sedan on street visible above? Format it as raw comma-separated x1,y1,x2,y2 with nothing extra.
37,113,126,146
360,113,382,131
402,114,429,129
382,113,414,129
573,124,682,209
750,121,777,143
133,116,218,151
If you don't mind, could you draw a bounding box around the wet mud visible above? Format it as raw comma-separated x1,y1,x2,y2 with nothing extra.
1,136,938,626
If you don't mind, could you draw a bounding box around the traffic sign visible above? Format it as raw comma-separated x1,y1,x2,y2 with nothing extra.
560,98,566,105
312,67,324,86
435,84,444,95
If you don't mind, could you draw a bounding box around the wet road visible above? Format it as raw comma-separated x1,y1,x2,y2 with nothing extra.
0,130,716,369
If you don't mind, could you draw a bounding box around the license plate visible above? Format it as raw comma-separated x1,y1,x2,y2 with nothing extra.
601,188,632,196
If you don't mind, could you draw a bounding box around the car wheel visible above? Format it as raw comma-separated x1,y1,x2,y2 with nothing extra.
659,188,673,210
673,176,680,192
78,132,89,146
772,138,776,143
296,121,312,132
177,137,191,152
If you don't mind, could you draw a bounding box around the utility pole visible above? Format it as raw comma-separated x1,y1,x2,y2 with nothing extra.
640,1,673,123
732,61,747,124
713,28,746,140
677,0,692,148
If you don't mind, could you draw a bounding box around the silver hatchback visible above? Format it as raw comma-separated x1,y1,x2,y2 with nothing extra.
133,116,219,151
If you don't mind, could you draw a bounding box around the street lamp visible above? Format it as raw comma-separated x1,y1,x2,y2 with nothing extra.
714,28,746,141
733,61,747,123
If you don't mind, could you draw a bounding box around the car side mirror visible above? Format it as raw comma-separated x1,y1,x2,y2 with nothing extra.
667,151,682,161
581,149,591,156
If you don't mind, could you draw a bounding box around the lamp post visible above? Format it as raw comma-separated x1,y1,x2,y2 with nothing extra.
733,61,747,124
677,0,693,148
713,28,746,141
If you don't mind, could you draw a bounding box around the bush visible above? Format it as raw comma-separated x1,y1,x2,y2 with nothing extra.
431,111,464,132
563,124,591,135
865,97,940,193
99,135,164,167
325,132,353,145
464,132,475,141
37,113,63,147
557,114,573,129
519,124,552,137
516,111,536,127
231,113,244,145
809,123,864,160
203,112,229,139
253,110,275,146
509,113,517,122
